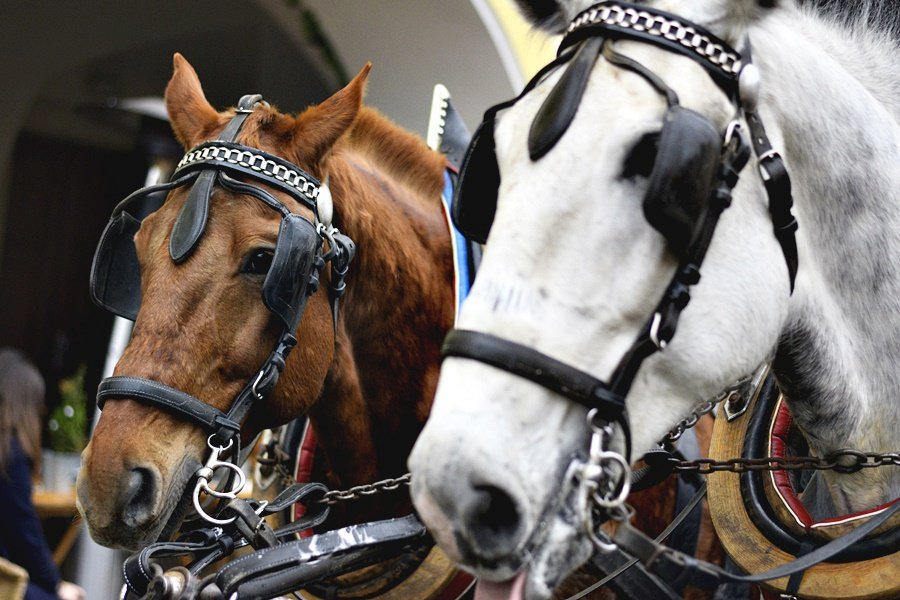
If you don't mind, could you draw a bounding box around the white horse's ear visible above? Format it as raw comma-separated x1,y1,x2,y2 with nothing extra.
512,0,569,33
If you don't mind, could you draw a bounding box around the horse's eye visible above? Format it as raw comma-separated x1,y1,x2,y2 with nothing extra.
241,248,274,276
622,131,660,180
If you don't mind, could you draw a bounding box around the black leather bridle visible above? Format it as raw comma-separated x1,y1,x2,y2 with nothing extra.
444,1,797,465
92,94,355,456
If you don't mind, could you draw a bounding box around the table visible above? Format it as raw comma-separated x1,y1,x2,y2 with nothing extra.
33,489,81,566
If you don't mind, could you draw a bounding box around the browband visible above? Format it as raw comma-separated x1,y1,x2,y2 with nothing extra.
174,141,321,210
562,1,742,99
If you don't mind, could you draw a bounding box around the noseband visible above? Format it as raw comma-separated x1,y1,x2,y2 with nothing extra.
444,1,798,505
90,95,355,503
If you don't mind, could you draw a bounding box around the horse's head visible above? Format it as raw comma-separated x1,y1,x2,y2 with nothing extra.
77,54,370,550
410,0,795,596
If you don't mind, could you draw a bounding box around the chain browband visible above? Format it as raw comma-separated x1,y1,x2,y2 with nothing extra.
175,141,321,207
566,3,743,77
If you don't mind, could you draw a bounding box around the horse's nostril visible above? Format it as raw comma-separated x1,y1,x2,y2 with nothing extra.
463,484,523,560
121,467,158,528
471,485,520,533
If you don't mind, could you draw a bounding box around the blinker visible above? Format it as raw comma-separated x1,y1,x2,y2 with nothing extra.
643,106,723,258
90,179,188,321
528,37,605,161
451,117,501,245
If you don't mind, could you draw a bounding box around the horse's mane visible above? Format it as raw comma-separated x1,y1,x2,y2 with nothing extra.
341,107,446,202
798,0,900,40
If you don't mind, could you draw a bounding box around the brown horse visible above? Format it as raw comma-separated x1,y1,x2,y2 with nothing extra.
76,54,456,551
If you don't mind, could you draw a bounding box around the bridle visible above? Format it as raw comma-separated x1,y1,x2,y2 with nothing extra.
443,1,900,593
444,0,797,514
90,94,355,522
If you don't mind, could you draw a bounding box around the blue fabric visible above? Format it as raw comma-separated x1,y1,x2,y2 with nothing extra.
442,170,472,312
25,582,58,600
0,438,61,596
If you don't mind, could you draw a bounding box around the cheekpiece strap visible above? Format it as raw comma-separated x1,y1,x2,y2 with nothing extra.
745,110,799,291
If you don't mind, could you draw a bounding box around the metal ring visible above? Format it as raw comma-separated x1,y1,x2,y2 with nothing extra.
192,479,237,525
207,434,234,452
591,451,632,508
200,462,246,499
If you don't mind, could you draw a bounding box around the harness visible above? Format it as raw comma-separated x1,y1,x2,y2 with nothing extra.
441,1,899,597
90,94,356,521
96,91,477,599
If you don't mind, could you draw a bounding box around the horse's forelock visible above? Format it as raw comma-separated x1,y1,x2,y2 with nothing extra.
512,0,571,33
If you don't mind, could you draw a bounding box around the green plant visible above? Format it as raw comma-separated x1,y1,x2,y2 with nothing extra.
48,364,88,453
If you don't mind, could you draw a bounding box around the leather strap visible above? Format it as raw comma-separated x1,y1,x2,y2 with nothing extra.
173,141,320,209
578,482,708,599
613,499,900,589
561,1,741,100
214,514,429,598
443,329,628,425
745,109,799,291
97,376,239,442
170,105,256,263
529,36,604,160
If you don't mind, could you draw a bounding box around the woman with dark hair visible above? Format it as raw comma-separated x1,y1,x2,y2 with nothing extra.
0,348,84,600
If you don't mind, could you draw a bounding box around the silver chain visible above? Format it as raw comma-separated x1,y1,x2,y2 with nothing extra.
567,3,743,75
663,391,730,444
317,473,412,505
177,144,320,200
675,450,900,475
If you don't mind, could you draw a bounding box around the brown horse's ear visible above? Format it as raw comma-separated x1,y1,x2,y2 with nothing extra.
165,53,221,149
293,63,371,166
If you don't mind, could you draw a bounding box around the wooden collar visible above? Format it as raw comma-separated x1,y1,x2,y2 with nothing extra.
707,372,900,599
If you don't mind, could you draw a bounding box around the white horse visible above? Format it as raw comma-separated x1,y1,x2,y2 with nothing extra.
409,0,900,598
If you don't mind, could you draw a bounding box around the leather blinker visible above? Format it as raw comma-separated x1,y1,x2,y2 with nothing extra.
528,36,604,161
643,106,722,257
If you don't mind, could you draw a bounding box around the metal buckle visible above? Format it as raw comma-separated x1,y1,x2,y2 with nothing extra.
757,149,782,182
649,312,667,350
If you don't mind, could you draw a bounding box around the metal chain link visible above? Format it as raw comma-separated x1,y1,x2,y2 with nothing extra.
663,390,731,443
317,473,412,505
567,3,743,75
663,368,760,443
674,450,900,475
176,144,320,200
306,451,900,505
